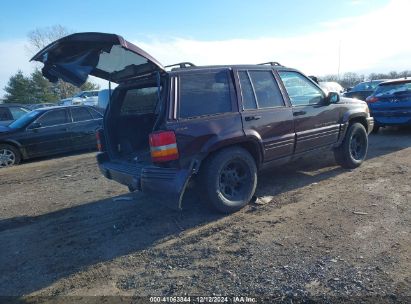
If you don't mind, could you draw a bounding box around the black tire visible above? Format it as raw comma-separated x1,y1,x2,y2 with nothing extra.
201,147,257,214
334,123,368,169
371,124,380,133
0,144,21,168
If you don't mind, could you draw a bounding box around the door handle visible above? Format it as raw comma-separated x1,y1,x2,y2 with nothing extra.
293,111,306,116
245,115,262,121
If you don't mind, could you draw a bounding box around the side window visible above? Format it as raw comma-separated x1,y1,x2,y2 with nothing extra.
238,70,285,109
238,71,257,109
0,108,11,121
37,109,68,127
71,107,93,122
179,71,232,118
10,107,29,120
248,71,285,108
278,71,324,106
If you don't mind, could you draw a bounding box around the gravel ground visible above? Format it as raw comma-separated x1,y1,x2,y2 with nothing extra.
0,127,410,303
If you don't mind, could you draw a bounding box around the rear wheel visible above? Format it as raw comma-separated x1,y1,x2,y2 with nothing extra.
0,144,21,168
334,123,368,169
202,147,257,213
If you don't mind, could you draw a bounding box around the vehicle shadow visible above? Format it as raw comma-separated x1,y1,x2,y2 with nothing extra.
0,127,410,296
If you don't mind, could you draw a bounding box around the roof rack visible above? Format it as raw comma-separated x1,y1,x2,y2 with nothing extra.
164,62,196,69
258,62,282,67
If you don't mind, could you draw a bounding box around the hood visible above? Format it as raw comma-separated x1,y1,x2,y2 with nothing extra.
339,96,367,105
31,32,165,86
0,125,11,133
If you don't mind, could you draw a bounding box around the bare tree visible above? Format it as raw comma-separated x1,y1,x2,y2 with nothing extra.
26,25,99,100
27,25,72,54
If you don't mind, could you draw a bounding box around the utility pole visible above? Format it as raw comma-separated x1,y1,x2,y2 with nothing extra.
337,40,341,81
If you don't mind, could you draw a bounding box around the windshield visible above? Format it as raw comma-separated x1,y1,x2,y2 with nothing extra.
8,110,40,129
375,82,411,96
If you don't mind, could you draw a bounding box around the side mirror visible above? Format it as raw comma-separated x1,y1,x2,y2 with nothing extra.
28,122,42,129
325,92,340,104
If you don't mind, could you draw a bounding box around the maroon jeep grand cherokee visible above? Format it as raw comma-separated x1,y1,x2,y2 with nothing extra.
33,32,374,213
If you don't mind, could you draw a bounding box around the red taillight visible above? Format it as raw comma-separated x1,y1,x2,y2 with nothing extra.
96,129,103,152
367,96,379,103
149,131,179,162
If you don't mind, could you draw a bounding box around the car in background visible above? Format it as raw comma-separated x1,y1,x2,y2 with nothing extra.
319,81,345,95
28,103,58,110
0,105,102,167
97,89,112,110
343,80,388,101
0,104,30,126
59,90,99,106
366,78,411,132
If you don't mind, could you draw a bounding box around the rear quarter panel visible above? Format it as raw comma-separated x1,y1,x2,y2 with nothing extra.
166,112,245,169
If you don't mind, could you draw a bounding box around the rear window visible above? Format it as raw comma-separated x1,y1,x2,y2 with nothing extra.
375,82,411,95
120,87,159,115
179,71,232,118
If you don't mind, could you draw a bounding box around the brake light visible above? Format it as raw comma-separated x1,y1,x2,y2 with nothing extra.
96,129,104,152
149,131,179,162
366,96,379,103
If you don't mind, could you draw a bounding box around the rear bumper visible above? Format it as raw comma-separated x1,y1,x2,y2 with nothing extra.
97,153,191,209
373,116,411,126
370,108,411,126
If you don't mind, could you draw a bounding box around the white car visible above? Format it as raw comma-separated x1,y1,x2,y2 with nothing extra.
319,81,345,95
60,90,99,106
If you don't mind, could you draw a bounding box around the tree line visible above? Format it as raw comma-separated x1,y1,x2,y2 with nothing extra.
319,70,411,89
3,69,99,104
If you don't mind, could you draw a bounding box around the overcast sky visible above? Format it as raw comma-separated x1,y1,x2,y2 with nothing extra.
1,0,410,98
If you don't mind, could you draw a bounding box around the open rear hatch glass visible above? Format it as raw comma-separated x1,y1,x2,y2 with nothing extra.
31,32,165,86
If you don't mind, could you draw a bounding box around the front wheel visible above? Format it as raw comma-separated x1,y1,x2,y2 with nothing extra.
202,147,257,214
334,123,368,169
0,144,21,168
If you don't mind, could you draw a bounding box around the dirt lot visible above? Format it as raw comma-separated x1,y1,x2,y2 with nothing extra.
0,127,410,303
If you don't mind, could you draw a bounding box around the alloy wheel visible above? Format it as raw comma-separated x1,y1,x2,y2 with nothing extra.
0,148,16,168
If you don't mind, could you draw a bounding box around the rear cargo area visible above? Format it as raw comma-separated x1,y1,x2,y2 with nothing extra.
106,77,166,165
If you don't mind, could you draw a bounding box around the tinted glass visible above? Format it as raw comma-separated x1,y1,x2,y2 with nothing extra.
238,71,257,109
0,108,11,121
375,82,411,95
9,107,29,120
121,87,159,115
179,71,231,118
71,107,93,122
248,71,284,108
278,71,324,106
37,109,68,127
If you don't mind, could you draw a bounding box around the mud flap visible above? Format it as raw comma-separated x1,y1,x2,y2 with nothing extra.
140,167,192,210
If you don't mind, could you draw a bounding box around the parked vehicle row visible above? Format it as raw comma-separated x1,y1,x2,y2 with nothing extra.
31,32,374,213
343,80,388,101
0,105,102,167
